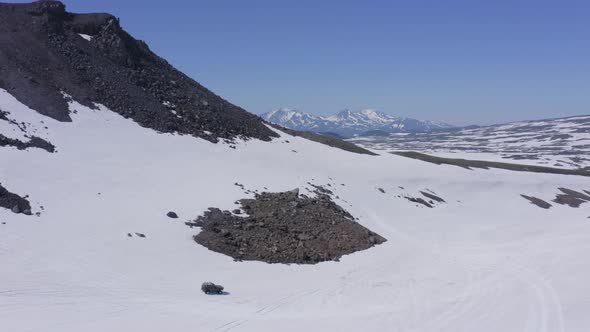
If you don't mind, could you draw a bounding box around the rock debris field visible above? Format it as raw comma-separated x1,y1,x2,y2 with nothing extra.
188,189,386,264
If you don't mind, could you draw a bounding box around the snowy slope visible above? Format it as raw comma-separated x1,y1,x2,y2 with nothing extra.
349,115,590,170
261,108,454,137
2,89,590,332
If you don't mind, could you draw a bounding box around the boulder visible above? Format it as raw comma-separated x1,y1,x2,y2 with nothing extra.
166,211,178,218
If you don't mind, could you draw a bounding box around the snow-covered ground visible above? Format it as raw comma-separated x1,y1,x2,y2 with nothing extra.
349,116,590,170
1,89,590,331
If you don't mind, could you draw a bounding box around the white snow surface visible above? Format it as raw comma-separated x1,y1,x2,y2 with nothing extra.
1,89,590,331
78,33,93,41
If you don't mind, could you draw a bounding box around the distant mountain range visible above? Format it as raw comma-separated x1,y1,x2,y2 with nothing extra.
261,108,455,137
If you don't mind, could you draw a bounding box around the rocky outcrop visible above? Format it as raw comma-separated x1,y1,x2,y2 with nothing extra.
553,188,590,208
0,182,32,215
521,195,552,209
0,134,55,152
0,1,278,142
404,195,433,208
191,189,386,264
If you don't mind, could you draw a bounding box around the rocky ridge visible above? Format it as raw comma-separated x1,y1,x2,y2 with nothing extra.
0,1,277,142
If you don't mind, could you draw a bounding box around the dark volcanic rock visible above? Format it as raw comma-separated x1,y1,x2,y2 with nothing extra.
404,196,433,208
558,188,590,201
0,1,278,143
553,188,590,208
0,133,55,152
166,211,178,219
421,191,445,203
191,190,386,264
521,195,552,209
553,194,586,208
0,182,32,214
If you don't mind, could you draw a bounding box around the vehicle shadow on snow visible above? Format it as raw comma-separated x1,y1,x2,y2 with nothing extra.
204,291,231,296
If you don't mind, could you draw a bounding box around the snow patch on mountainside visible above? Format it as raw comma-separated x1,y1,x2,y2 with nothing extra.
2,90,590,331
78,33,93,41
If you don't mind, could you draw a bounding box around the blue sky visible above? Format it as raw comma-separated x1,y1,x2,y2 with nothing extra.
30,1,590,124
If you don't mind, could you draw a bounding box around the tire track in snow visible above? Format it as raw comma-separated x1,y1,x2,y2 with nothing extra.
364,208,566,332
214,319,248,332
441,238,568,332
255,289,321,315
211,289,322,331
365,209,495,331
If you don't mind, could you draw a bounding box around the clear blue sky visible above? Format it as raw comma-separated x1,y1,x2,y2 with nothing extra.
27,1,590,124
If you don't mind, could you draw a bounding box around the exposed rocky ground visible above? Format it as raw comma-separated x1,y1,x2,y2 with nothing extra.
0,183,31,215
0,1,277,143
375,186,449,209
421,191,445,203
0,133,54,152
521,195,552,209
189,189,386,264
404,195,434,208
553,187,590,208
392,151,590,177
521,187,589,209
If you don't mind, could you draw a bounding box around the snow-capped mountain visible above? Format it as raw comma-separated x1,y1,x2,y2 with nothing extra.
261,108,331,131
261,108,455,137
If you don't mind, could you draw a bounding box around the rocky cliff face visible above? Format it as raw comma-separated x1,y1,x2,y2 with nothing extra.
0,1,278,142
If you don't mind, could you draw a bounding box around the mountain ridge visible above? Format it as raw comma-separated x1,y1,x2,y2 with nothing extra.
261,108,454,137
0,0,278,142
